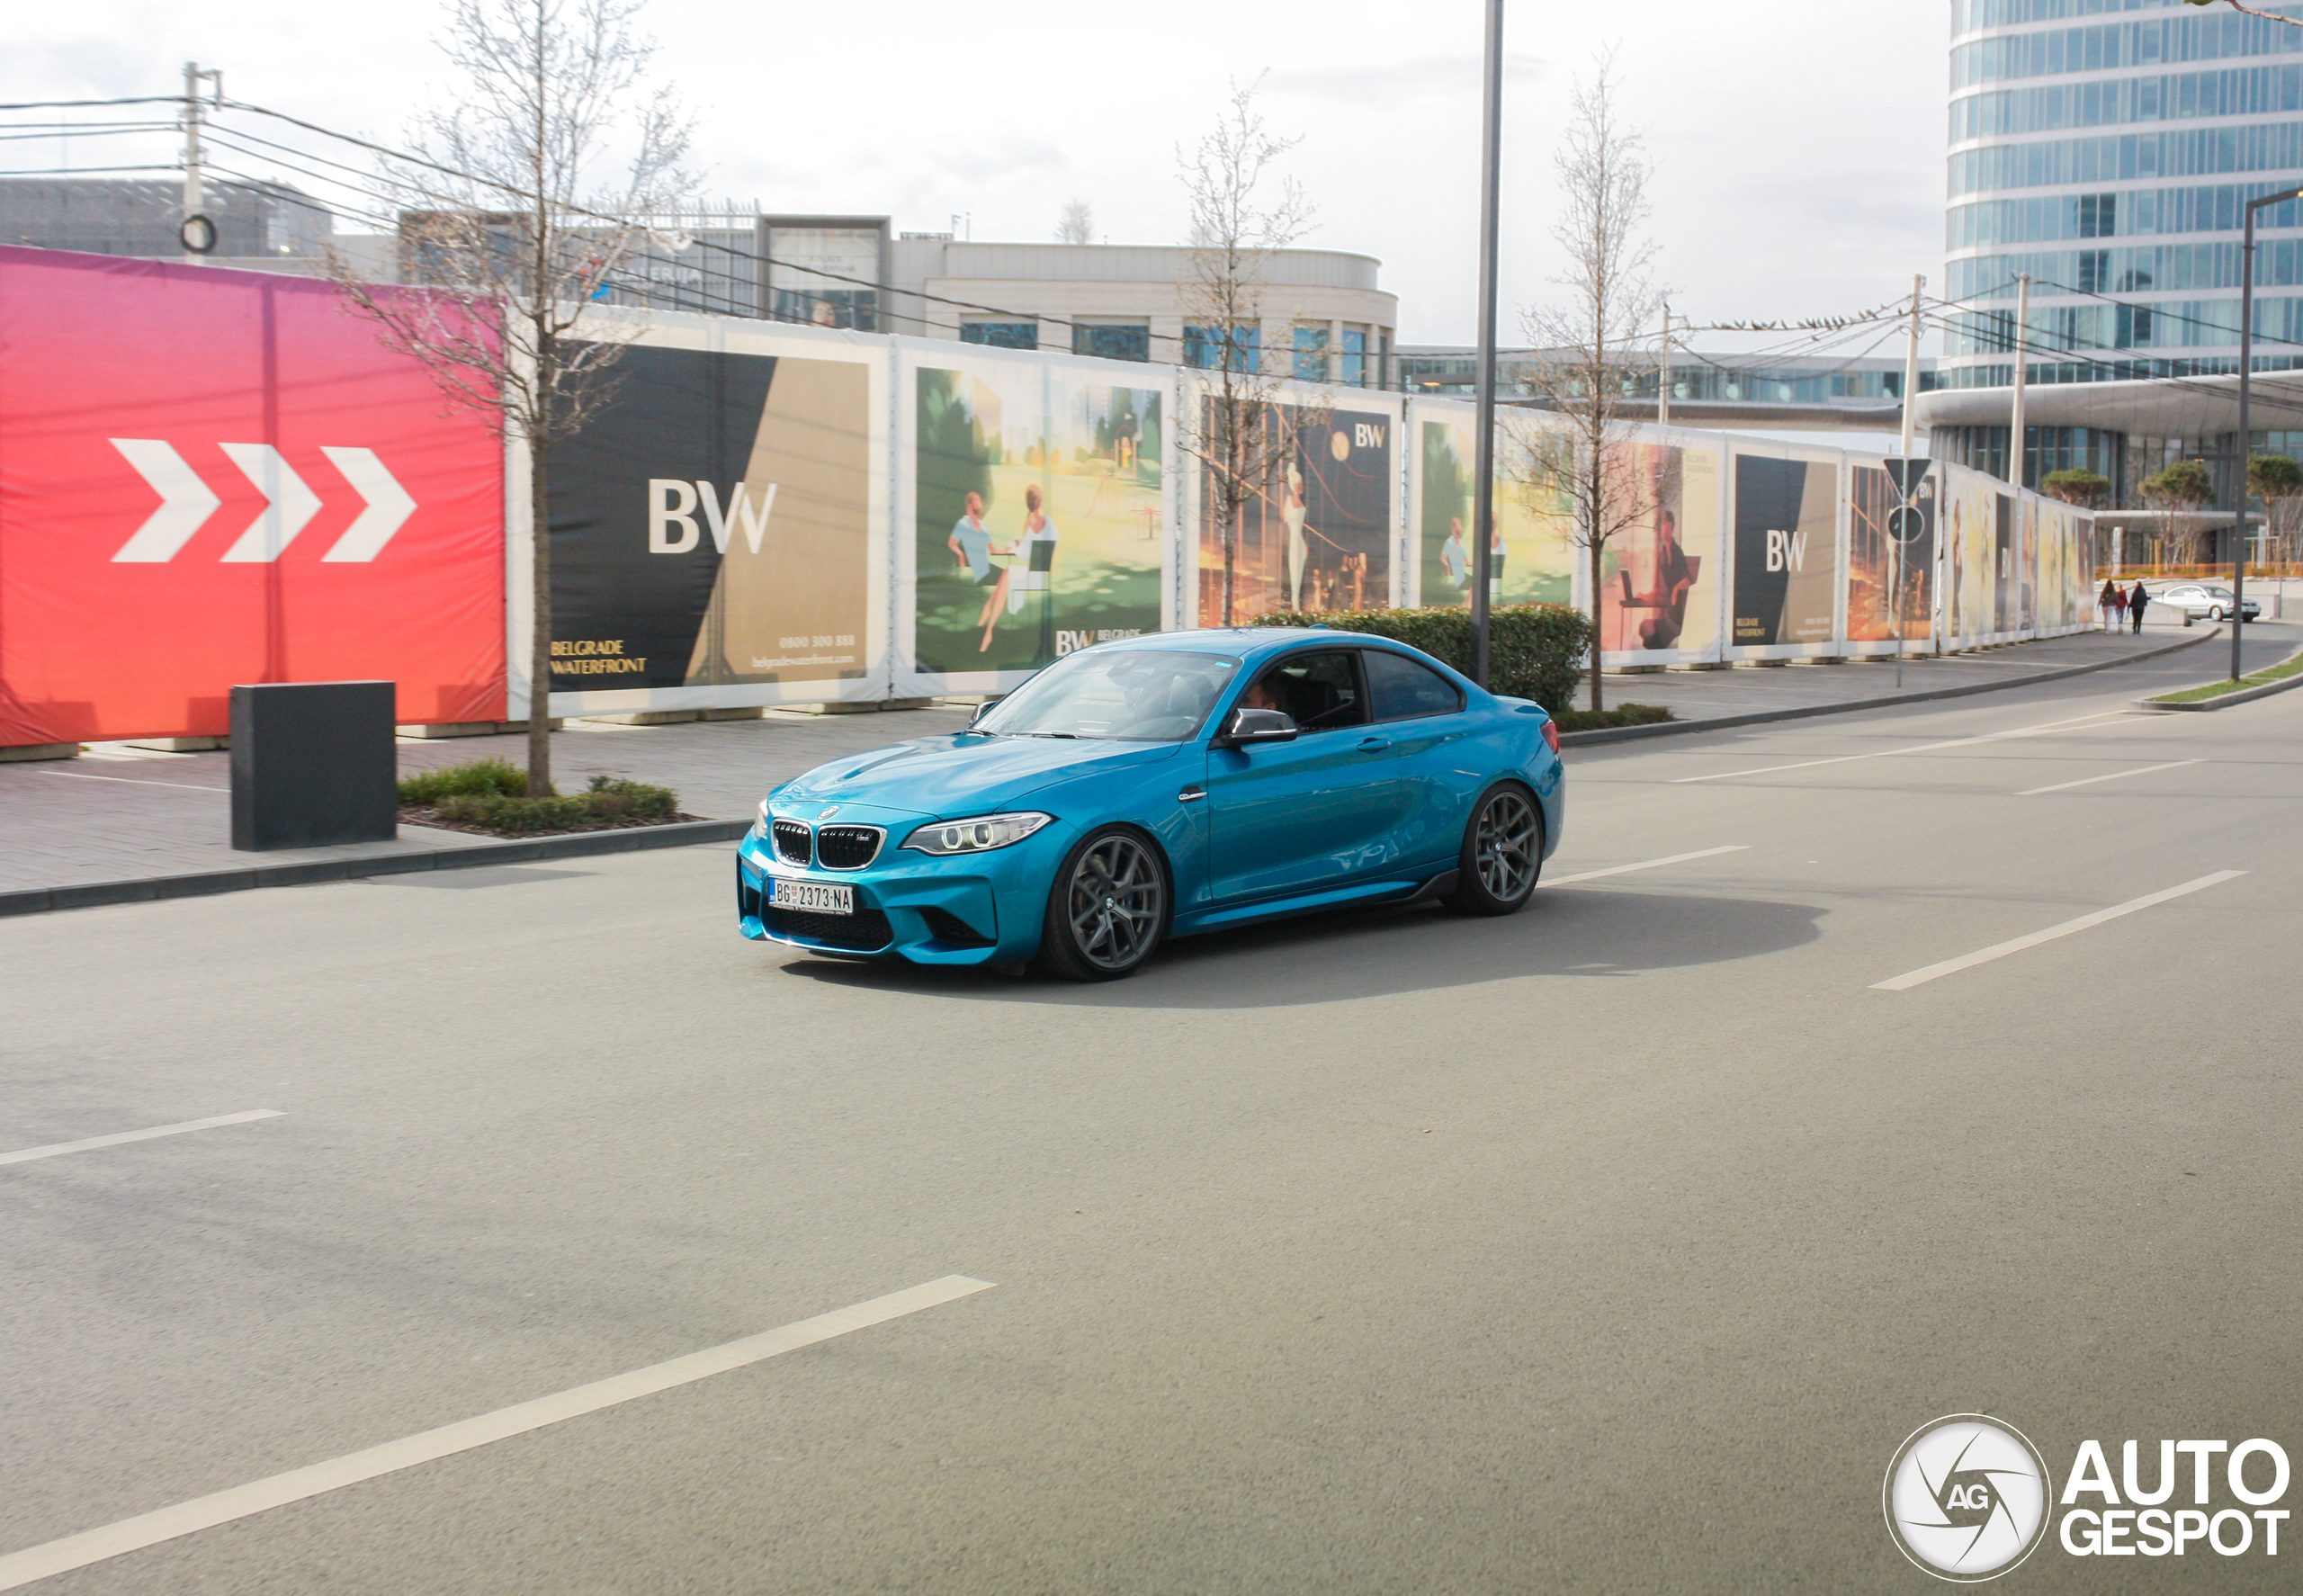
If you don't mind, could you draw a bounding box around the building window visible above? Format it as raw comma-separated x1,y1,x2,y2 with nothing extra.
962,320,1038,350
1293,324,1329,382
772,288,876,329
1341,326,1368,386
1073,322,1150,362
2076,193,2118,238
1186,324,1260,372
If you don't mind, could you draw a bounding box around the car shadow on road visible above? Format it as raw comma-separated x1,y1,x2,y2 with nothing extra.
773,888,1826,1009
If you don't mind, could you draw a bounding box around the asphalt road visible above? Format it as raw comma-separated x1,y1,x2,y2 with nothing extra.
4,629,2300,1593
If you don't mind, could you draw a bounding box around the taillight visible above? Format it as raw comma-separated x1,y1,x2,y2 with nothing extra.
1541,718,1561,755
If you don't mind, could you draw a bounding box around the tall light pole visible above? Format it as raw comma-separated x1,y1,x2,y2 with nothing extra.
2234,185,2301,680
1468,0,1504,689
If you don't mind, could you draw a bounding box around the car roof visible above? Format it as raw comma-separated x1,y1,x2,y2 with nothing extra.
1098,626,1438,663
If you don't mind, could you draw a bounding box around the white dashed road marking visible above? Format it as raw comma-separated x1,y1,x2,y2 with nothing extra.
0,1110,284,1167
0,1276,997,1592
1870,872,2245,991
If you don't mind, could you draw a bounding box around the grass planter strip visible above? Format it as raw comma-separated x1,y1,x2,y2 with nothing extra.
397,759,690,838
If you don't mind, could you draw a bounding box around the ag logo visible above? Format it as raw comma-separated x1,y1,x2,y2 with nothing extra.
1884,1415,2050,1582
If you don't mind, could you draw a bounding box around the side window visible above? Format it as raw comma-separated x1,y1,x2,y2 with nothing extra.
1247,650,1365,731
1364,650,1465,722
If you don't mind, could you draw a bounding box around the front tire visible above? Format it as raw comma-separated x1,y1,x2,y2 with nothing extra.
1445,782,1542,917
1034,826,1169,981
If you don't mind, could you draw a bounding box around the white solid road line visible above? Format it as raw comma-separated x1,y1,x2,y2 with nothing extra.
1671,712,2131,785
33,770,225,792
1543,846,1750,887
0,1276,996,1592
2015,758,2204,796
0,1110,284,1168
1871,871,2245,991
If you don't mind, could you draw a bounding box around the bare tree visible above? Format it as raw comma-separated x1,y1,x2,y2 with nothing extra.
2141,460,2213,574
325,0,691,794
1055,198,1095,246
1518,50,1662,712
1173,76,1326,624
2183,1,2299,26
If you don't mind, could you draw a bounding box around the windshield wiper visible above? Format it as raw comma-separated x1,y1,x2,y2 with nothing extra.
1011,731,1082,739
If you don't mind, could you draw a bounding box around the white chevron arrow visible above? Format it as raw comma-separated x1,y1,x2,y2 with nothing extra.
318,447,417,562
218,443,324,563
110,439,222,562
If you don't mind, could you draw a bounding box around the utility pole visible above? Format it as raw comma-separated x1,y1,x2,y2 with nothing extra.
1657,300,1671,431
1896,273,1925,683
180,62,222,265
1468,0,1504,689
2005,273,2030,487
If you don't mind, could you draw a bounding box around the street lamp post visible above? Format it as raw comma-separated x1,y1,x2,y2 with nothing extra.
1468,0,1503,689
2234,185,2303,681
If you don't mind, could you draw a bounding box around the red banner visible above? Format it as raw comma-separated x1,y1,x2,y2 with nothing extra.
0,247,504,745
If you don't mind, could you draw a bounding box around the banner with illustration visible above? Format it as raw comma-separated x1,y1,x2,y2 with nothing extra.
1729,450,1843,656
1407,400,1574,613
896,344,1171,695
1187,380,1399,627
1939,462,2004,649
535,315,887,715
1596,437,1723,663
1847,462,1936,650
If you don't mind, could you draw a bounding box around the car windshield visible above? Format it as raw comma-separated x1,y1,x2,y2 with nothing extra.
974,649,1240,742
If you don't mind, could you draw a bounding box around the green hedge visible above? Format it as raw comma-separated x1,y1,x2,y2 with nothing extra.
1251,603,1590,713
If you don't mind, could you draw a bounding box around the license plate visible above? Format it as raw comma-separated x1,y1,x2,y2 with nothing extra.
769,878,854,914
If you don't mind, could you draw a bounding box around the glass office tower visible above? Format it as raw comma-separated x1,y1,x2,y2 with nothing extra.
1940,0,2303,496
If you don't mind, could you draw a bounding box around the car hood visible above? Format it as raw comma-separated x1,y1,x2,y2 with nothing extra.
773,733,1183,817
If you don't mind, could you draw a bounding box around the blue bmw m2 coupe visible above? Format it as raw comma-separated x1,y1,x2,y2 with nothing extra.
737,629,1564,980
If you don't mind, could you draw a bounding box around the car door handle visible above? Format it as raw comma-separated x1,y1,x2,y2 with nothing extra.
1178,785,1205,802
1356,737,1389,752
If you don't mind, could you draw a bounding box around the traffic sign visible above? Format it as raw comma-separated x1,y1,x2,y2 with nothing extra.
1887,506,1929,545
1884,457,1931,502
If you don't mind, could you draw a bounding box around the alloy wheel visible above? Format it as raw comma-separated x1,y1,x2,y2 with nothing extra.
1066,832,1165,972
1473,789,1538,902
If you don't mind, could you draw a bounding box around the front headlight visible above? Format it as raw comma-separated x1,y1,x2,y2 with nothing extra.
901,811,1053,856
753,800,771,838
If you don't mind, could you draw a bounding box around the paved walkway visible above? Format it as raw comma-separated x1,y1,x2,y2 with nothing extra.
0,620,2245,901
1593,618,2218,722
0,706,976,900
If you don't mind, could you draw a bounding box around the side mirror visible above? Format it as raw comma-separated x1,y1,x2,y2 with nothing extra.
968,696,1002,727
1219,705,1299,747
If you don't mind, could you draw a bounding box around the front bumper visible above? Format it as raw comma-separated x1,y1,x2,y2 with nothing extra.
735,811,1069,966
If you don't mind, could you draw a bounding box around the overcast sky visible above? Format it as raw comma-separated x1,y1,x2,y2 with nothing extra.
8,0,1950,349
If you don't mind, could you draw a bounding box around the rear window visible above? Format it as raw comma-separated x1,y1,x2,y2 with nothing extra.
1365,650,1465,722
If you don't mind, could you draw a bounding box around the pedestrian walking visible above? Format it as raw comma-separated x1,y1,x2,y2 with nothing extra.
2128,581,2150,632
2101,578,2125,632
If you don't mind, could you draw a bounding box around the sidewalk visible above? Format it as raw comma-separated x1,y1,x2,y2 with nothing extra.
1584,620,2216,735
0,705,976,905
0,622,2237,910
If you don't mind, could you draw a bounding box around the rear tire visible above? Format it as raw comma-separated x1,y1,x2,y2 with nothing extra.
1033,826,1169,981
1444,782,1543,917
2210,605,2226,621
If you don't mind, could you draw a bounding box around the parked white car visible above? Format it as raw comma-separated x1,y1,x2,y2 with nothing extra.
2155,583,2261,623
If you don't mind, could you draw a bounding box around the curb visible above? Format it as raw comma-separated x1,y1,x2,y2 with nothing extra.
2139,641,2303,712
1555,627,2223,749
0,817,752,919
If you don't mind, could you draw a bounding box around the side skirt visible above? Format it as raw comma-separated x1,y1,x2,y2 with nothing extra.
1172,872,1450,937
